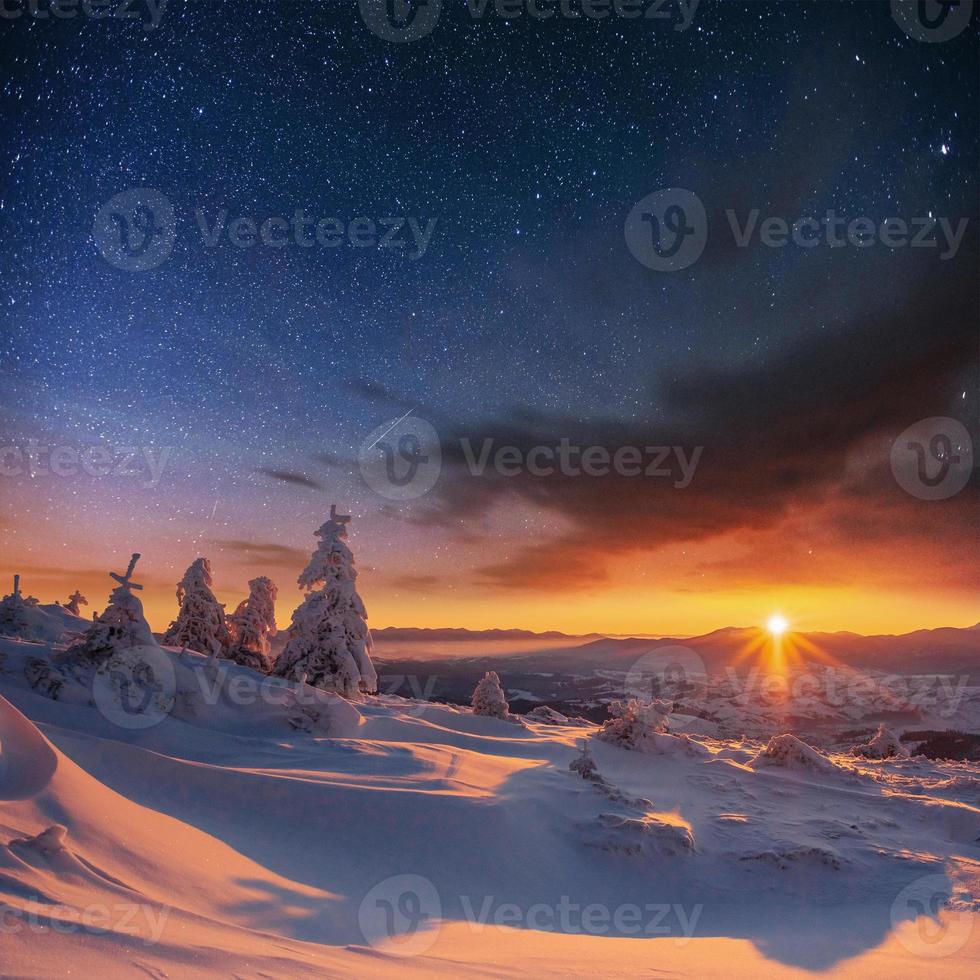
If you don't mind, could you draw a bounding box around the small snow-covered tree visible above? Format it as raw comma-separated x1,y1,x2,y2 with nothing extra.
65,590,88,617
0,575,30,638
68,555,156,661
162,557,231,656
227,576,278,673
569,740,601,781
273,506,378,697
850,724,910,760
471,670,509,719
596,698,673,750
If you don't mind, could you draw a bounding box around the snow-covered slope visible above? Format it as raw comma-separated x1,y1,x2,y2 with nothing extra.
0,600,90,645
1,635,978,978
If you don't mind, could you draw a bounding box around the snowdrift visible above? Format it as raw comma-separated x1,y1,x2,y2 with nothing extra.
0,638,978,978
0,600,90,645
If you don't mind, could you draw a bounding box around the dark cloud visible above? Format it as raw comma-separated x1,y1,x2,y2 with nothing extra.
213,539,308,568
384,573,444,593
313,451,347,468
476,545,612,593
255,468,323,490
422,251,978,591
344,379,419,414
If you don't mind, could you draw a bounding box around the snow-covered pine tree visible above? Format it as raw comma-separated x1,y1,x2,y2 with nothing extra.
0,575,30,638
596,698,673,750
65,590,88,617
67,554,156,661
471,670,509,719
227,576,278,673
569,739,600,781
849,724,910,760
273,506,378,698
162,557,231,656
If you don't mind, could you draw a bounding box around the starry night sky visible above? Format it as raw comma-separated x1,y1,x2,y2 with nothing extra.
1,0,977,635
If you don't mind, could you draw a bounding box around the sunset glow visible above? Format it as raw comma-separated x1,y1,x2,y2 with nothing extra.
767,614,789,637
1,3,977,978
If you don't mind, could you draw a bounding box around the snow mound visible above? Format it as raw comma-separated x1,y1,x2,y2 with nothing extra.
645,730,713,758
0,691,345,952
740,844,844,871
10,824,68,855
850,724,911,760
0,601,88,645
525,705,569,725
1,640,363,740
0,692,59,800
751,733,838,772
584,811,695,858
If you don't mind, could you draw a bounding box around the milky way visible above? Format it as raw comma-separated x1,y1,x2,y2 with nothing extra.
0,1,976,634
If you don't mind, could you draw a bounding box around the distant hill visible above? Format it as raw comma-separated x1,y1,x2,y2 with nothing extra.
488,624,980,679
373,626,599,642
206,620,980,676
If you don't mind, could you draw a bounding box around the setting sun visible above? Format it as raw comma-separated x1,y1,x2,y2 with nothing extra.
767,614,789,637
